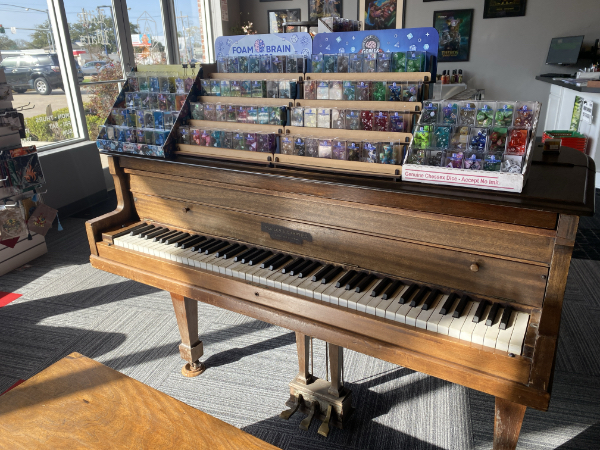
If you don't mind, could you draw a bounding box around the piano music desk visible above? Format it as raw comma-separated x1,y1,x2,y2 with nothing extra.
0,353,278,450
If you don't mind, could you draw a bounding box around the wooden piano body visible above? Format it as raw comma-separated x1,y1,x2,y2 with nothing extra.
87,144,594,449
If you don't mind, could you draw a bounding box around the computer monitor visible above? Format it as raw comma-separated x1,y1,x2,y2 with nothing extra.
546,35,584,65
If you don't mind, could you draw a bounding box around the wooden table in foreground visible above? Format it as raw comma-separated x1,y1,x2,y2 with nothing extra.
0,353,278,450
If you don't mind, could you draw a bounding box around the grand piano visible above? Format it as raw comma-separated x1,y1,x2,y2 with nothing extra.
87,143,594,449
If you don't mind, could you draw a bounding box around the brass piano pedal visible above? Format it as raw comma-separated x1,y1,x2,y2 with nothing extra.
299,401,318,431
317,404,333,437
279,395,302,420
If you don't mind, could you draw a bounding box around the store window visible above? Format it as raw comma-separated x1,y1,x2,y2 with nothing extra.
0,4,80,148
173,0,218,63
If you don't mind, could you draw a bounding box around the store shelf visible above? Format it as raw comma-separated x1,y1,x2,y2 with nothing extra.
199,96,294,107
188,120,283,133
283,126,412,143
177,144,273,164
304,72,430,82
294,99,421,112
273,154,401,177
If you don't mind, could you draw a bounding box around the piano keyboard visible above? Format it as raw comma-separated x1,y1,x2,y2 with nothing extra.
112,224,530,356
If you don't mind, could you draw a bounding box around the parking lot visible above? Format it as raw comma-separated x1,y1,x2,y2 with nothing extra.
11,87,93,119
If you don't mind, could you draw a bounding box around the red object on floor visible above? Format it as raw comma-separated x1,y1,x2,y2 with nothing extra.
0,379,25,396
0,237,20,248
0,292,22,308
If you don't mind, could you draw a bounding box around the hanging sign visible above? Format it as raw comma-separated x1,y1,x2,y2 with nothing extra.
581,100,594,125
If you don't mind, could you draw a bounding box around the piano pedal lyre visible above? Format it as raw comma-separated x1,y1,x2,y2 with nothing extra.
281,334,354,436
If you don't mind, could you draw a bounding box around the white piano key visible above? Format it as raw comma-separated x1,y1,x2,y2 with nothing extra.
199,254,220,271
171,248,190,263
495,311,517,352
483,307,504,348
280,273,299,292
297,276,324,298
416,295,443,329
271,272,291,290
314,272,345,301
289,269,319,294
384,285,410,321
448,301,476,339
436,297,461,335
338,287,356,308
230,262,248,279
243,264,264,281
394,286,422,324
252,267,272,284
374,296,396,318
320,273,350,304
219,258,240,274
459,301,481,342
225,261,243,277
177,249,195,265
471,304,493,345
365,296,384,316
351,280,379,311
405,292,430,327
508,312,530,356
266,270,285,288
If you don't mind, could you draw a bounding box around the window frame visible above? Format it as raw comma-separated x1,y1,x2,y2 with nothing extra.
35,0,220,152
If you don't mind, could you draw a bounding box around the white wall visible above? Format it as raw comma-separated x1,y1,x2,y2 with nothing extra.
405,0,600,130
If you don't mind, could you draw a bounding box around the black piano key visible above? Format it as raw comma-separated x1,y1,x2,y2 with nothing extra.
249,250,272,266
499,306,512,330
158,231,179,243
371,277,391,297
162,231,186,244
152,230,176,242
298,262,321,278
421,289,440,311
321,266,343,284
345,272,367,291
181,236,205,249
140,226,161,238
290,260,312,276
486,302,500,326
176,235,200,248
196,238,217,252
243,249,263,264
216,244,239,258
205,241,228,255
282,258,304,274
223,245,247,259
114,223,148,238
336,270,356,288
312,264,333,282
236,247,257,262
270,255,292,271
355,274,376,293
410,286,430,307
261,253,282,269
165,233,190,245
129,224,153,236
202,240,225,254
382,280,403,300
472,300,488,323
440,293,458,315
452,294,470,318
399,283,419,304
143,227,168,239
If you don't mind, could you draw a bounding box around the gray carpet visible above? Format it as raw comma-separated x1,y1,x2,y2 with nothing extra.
1,205,599,449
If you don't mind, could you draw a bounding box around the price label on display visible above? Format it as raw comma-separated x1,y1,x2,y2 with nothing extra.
581,100,594,124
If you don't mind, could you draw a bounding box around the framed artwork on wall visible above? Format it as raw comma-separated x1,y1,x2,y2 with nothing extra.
359,0,405,30
308,0,342,22
484,0,527,18
433,9,473,62
267,9,301,34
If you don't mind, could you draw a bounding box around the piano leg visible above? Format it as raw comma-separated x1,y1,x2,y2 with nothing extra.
493,397,527,450
171,293,205,377
328,343,343,398
296,332,313,385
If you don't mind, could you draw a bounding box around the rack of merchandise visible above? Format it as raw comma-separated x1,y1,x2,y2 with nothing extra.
402,100,541,192
96,64,202,159
0,52,50,275
169,28,438,178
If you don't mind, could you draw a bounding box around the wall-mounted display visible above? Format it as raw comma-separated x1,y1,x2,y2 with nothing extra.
483,0,527,19
268,9,301,34
433,9,473,62
308,0,342,22
364,0,398,30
